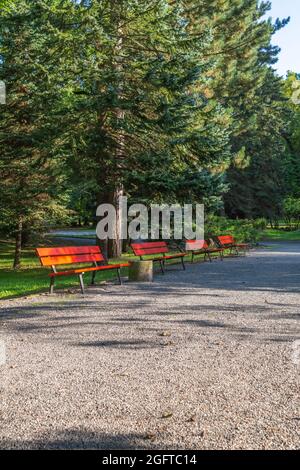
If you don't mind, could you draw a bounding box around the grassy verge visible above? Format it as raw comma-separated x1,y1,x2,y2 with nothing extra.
0,241,198,300
50,234,96,240
0,242,133,300
262,228,300,241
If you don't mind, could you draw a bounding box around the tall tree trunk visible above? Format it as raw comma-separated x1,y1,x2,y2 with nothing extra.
96,187,123,259
21,223,30,248
107,185,123,258
13,216,23,270
96,1,125,259
107,6,125,259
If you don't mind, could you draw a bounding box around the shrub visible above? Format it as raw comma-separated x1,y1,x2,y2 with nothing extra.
205,216,264,244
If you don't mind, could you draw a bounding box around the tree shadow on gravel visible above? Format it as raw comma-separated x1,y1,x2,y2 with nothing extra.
74,339,161,350
0,429,152,450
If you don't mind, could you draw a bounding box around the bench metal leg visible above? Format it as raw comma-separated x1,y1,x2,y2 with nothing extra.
49,277,55,294
116,268,122,285
91,271,96,285
181,256,186,270
159,259,165,274
78,274,85,295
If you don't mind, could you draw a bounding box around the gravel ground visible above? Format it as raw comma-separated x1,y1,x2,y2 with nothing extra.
0,242,300,450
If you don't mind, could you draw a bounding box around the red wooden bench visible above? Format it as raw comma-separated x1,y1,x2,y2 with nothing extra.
216,235,249,256
36,246,129,294
131,241,187,273
185,239,224,263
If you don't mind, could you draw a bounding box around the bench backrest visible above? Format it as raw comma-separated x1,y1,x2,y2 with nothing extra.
36,246,104,267
217,235,235,247
185,240,208,251
131,241,169,257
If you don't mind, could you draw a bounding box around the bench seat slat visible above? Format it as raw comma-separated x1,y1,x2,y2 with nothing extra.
146,253,186,260
193,248,222,253
133,247,167,256
49,263,129,277
133,242,167,249
163,254,186,260
186,240,223,253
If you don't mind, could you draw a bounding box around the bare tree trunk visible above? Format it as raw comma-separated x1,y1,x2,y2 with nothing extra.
107,7,125,259
96,2,125,259
21,223,30,248
13,216,23,270
107,185,123,258
96,187,123,259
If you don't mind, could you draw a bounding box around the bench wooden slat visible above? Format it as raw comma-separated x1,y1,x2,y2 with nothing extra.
131,241,186,272
132,242,167,249
217,235,249,256
186,239,224,263
132,242,168,256
39,253,104,267
186,240,206,251
36,245,126,294
218,235,234,246
163,254,186,259
36,246,101,257
49,263,130,277
133,247,167,256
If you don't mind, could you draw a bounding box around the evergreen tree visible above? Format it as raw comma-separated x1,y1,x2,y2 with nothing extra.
282,73,300,198
1,0,297,269
55,0,232,256
202,0,289,219
181,1,290,220
0,0,69,267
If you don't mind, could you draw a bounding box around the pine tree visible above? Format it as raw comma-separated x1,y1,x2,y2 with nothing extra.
0,0,69,267
185,0,290,220
53,0,232,256
282,73,300,198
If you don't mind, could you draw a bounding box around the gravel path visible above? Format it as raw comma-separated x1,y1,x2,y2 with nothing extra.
0,242,300,450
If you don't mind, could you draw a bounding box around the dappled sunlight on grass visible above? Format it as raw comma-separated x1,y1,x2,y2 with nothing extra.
262,229,300,241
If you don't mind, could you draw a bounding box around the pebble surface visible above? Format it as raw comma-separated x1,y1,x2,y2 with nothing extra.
0,242,300,450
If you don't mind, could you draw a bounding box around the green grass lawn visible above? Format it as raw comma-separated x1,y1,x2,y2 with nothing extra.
0,241,134,300
0,241,198,300
4,230,299,300
262,228,300,241
51,234,96,240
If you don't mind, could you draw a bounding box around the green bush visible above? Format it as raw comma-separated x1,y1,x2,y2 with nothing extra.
283,198,300,229
205,216,265,244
